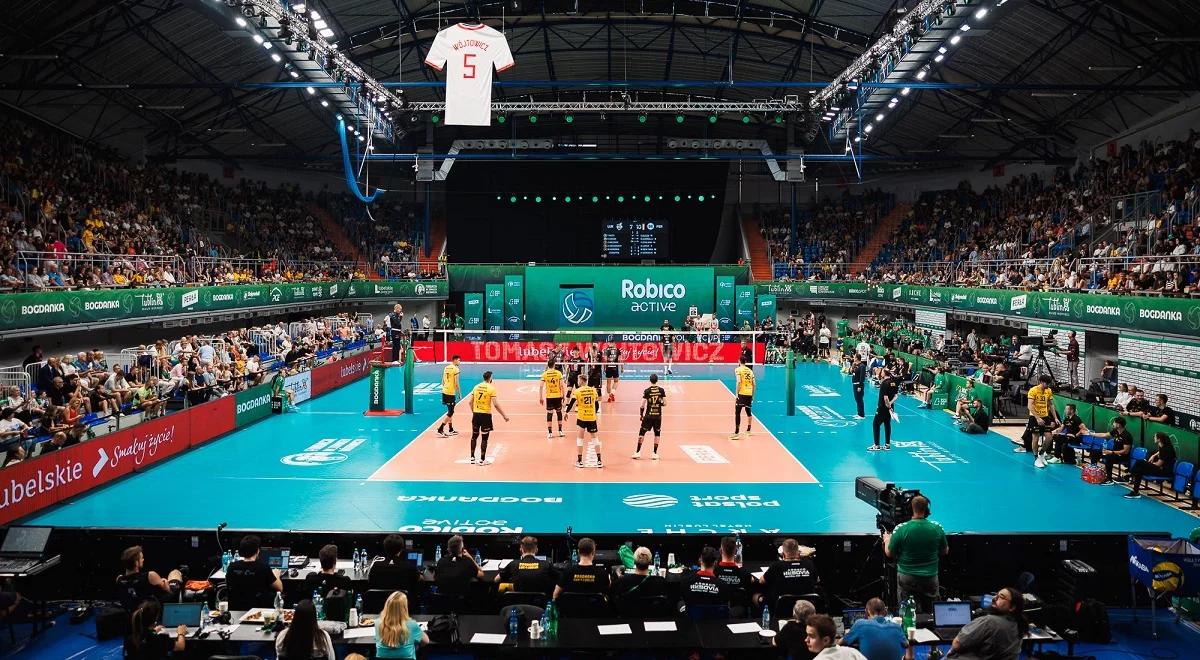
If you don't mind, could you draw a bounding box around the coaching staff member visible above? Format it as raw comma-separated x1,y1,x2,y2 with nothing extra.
882,495,947,613
495,536,558,597
851,355,867,418
385,304,406,363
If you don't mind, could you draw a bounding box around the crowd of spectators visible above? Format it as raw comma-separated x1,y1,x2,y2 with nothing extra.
0,113,432,292
0,312,377,468
762,190,894,281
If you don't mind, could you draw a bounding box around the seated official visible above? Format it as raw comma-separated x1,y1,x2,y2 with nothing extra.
304,544,352,598
124,600,187,660
713,536,755,592
806,614,867,660
116,545,179,612
495,535,558,597
957,399,990,435
610,546,666,603
225,534,283,611
1089,416,1133,484
1142,394,1174,424
1125,431,1177,500
368,534,421,594
679,546,727,611
376,591,429,660
841,598,906,660
1047,403,1088,463
755,538,818,609
949,587,1026,660
554,537,611,599
773,600,817,660
432,535,484,597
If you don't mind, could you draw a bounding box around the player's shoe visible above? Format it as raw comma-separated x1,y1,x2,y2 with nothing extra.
437,430,448,438
575,460,585,468
632,451,641,459
868,445,881,452
478,458,491,466
469,456,476,464
608,393,615,403
448,430,459,436
729,433,742,440
558,430,565,437
547,432,554,439
651,452,659,460
744,430,752,439
884,443,891,451
595,460,603,469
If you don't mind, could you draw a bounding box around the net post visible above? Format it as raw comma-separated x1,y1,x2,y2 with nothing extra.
785,349,795,416
403,347,416,413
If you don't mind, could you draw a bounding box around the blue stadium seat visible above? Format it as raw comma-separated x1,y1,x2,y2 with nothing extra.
1169,461,1194,503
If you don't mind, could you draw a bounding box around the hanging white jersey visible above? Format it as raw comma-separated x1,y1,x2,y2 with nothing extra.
423,23,515,126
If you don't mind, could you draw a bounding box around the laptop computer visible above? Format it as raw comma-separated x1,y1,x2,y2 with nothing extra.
161,602,203,634
261,547,290,571
0,527,52,573
407,551,423,565
933,601,973,639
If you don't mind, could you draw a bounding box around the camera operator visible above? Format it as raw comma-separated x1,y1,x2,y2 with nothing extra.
882,495,947,613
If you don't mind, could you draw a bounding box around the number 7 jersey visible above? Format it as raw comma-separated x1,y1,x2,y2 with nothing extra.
423,23,515,126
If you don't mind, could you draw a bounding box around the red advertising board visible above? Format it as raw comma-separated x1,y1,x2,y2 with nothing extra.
189,395,235,447
311,351,376,397
426,340,765,364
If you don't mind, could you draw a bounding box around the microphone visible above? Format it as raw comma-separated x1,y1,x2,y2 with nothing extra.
217,522,228,531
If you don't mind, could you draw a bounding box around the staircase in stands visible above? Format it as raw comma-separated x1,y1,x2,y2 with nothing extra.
306,203,376,279
851,202,911,275
741,216,775,282
417,216,446,275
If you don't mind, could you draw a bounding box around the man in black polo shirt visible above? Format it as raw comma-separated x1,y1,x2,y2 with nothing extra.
304,544,353,598
755,538,818,612
1091,416,1133,484
1143,394,1174,424
368,534,421,594
432,535,484,597
554,538,610,599
1124,389,1150,417
870,368,899,451
495,536,558,597
225,535,283,611
680,546,727,611
957,399,991,435
1047,403,1088,464
610,546,667,603
713,536,754,592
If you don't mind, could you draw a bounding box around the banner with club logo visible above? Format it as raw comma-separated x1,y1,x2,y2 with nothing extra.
527,266,715,329
715,276,736,331
734,285,756,329
485,284,505,333
504,275,524,331
463,293,484,341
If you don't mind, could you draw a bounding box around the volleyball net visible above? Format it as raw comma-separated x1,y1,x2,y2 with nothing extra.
405,329,772,366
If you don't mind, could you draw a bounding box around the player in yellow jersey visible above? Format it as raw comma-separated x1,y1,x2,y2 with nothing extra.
1026,374,1058,468
539,358,566,439
732,357,755,439
573,374,603,469
468,371,509,465
634,374,667,459
436,355,462,437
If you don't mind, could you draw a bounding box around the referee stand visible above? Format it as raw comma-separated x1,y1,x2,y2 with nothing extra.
365,347,415,416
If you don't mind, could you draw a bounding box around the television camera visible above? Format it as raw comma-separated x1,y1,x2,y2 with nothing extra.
855,476,921,532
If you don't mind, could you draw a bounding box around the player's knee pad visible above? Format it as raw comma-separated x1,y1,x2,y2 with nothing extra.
593,439,602,450
481,432,490,443
653,429,661,437
546,413,553,422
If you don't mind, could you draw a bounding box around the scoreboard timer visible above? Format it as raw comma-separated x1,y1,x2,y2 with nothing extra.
601,219,669,259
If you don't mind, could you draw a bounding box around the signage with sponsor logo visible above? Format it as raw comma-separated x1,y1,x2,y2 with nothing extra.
526,266,715,329
310,352,374,397
284,371,312,404
715,276,736,332
796,404,856,427
503,275,524,331
234,383,275,427
428,340,765,364
281,438,365,466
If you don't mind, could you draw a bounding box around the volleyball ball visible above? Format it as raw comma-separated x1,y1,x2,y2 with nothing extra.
1151,561,1184,593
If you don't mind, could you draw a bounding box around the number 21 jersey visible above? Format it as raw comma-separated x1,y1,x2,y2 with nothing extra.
423,24,515,126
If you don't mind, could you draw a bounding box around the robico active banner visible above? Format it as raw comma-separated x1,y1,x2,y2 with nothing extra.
525,265,715,329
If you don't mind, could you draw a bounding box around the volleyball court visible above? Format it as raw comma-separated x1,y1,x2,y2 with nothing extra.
371,329,816,484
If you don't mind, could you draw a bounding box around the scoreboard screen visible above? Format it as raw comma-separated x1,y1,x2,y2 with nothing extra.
601,219,669,259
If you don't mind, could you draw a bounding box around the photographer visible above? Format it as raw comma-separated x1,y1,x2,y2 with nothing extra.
882,495,947,613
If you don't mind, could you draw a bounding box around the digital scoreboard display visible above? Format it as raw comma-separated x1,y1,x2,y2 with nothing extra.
601,219,669,259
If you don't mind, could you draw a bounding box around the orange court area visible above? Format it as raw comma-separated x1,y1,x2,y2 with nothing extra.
369,379,818,484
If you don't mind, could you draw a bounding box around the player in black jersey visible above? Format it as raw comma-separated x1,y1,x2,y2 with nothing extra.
551,344,566,374
660,320,675,375
603,342,622,402
563,347,584,415
634,374,667,460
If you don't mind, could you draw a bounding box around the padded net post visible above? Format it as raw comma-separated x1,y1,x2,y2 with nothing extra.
785,349,795,416
364,360,408,416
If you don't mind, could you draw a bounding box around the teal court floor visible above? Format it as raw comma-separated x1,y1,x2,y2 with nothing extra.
22,362,1200,536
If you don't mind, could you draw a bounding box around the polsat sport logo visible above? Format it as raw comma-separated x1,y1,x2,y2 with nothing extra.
562,291,594,325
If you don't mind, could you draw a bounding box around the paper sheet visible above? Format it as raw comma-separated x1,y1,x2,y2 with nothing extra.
912,628,940,643
727,622,763,634
644,621,677,632
470,633,509,644
597,624,633,635
481,559,513,571
344,627,376,639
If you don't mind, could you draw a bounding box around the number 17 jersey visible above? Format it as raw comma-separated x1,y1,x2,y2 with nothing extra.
424,24,515,126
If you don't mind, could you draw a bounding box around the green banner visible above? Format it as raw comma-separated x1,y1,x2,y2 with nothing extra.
715,276,736,331
757,294,777,326
463,293,484,340
525,265,715,330
558,287,596,328
504,275,524,331
368,363,387,412
0,279,448,333
234,382,275,427
756,283,1200,338
735,285,756,330
485,283,504,332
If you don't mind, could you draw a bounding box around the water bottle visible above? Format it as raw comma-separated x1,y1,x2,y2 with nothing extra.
735,534,744,566
474,549,483,566
314,589,324,620
571,548,579,564
200,602,209,630
508,607,519,638
221,550,231,572
902,595,915,632
547,601,558,637
539,608,550,636
761,606,771,631
652,550,661,573
274,591,284,616
353,548,361,572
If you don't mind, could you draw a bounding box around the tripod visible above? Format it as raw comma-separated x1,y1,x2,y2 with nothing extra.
1025,345,1059,388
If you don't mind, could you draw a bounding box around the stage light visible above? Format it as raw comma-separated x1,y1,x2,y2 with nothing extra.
522,196,528,200
535,196,542,203
865,124,874,133
643,195,651,202
741,114,751,124
708,114,718,123
320,100,328,108
431,114,440,123
313,19,328,30
288,70,299,78
565,196,572,203
950,34,961,45
496,196,501,201
916,68,928,80
698,195,706,202
975,7,988,19
270,53,281,62
901,87,911,95
934,53,944,62
617,195,625,203
638,114,647,123
854,136,862,142
510,196,517,203
529,115,538,123
252,34,264,44
319,28,334,38
551,196,557,201
564,114,574,123
675,114,685,123
497,114,507,124
235,17,247,27
306,86,315,94
875,113,884,121
591,196,599,203
960,23,971,31
291,2,306,11
674,195,681,202
774,114,784,124
262,41,272,49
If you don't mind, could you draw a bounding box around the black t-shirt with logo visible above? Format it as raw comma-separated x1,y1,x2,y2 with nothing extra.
434,555,479,595
116,570,157,611
604,347,620,365
1149,405,1174,422
1125,399,1150,414
498,554,559,595
1109,428,1133,453
557,563,610,594
1156,441,1177,473
661,325,674,345
762,558,818,600
304,571,353,599
225,559,277,611
877,378,899,412
713,562,753,591
1059,413,1084,435
680,571,727,607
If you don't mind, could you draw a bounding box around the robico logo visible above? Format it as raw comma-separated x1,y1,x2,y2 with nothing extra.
181,290,199,308
84,299,121,311
281,438,363,466
621,278,686,313
561,291,595,325
236,393,272,415
623,494,679,509
1010,294,1028,311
